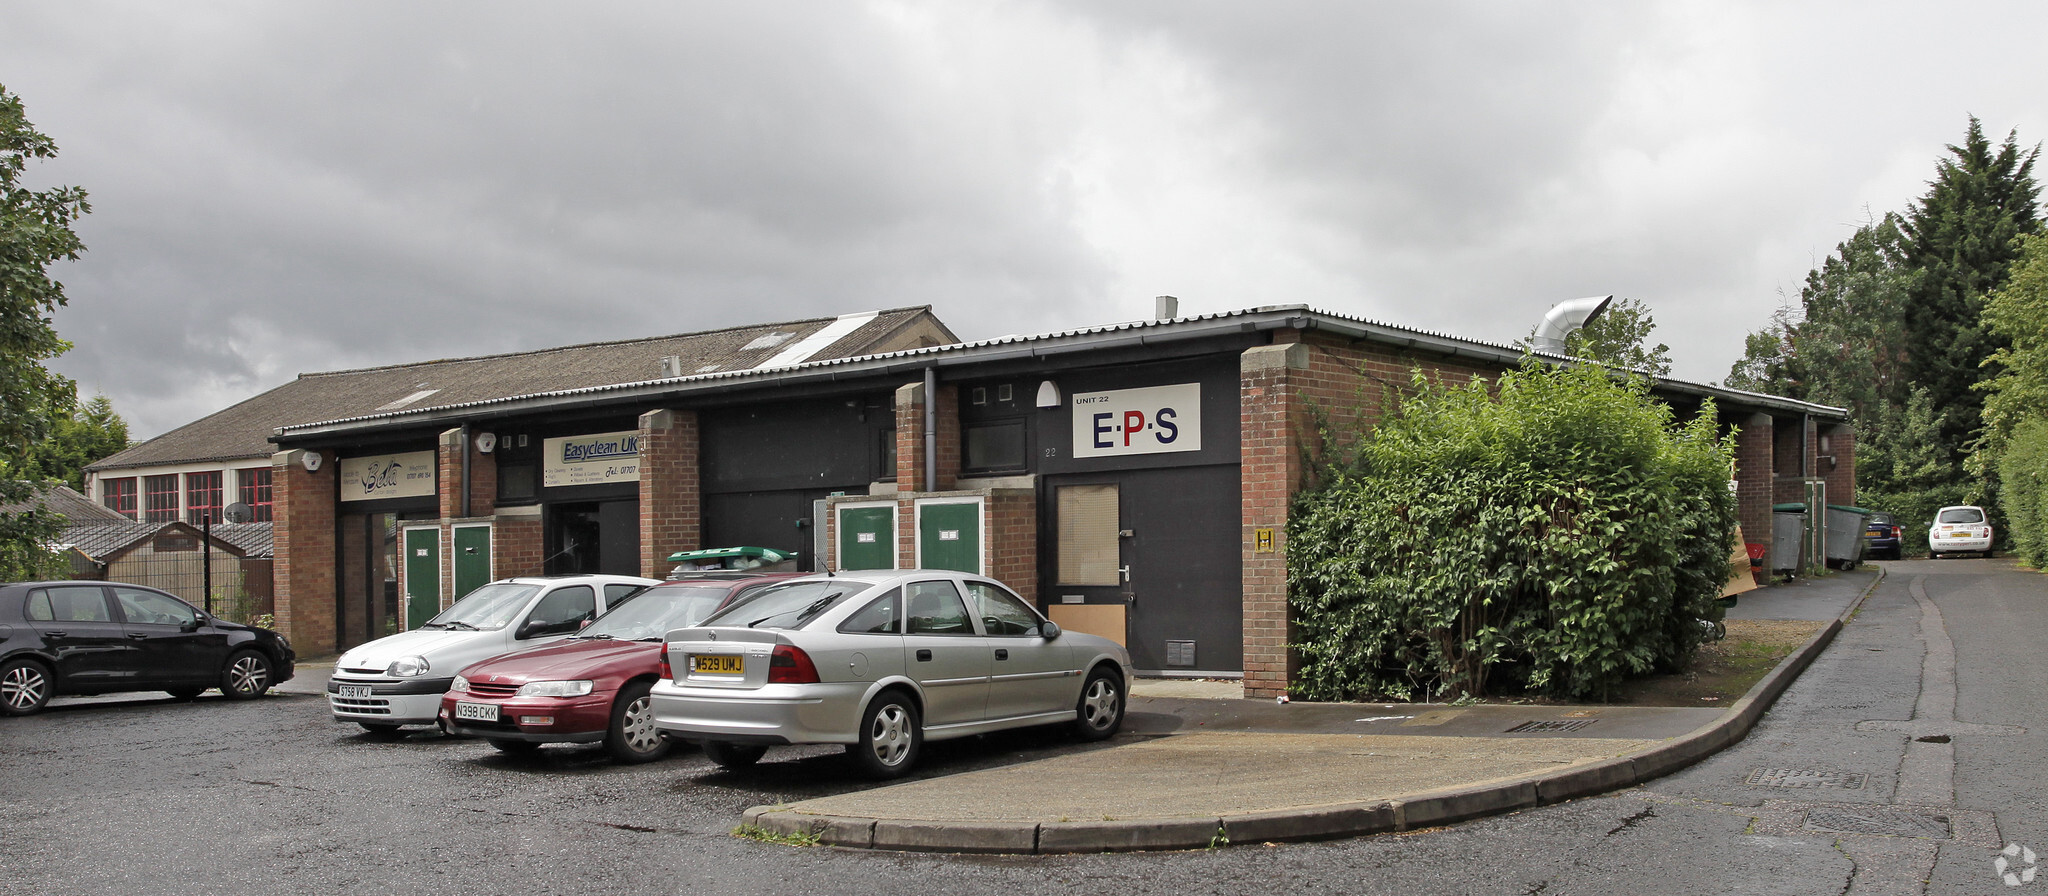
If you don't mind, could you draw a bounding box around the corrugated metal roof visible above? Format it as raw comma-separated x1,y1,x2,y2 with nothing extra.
276,304,1848,437
90,307,954,471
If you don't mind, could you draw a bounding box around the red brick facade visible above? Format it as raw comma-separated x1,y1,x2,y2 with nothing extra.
895,382,960,492
272,449,336,653
637,409,700,579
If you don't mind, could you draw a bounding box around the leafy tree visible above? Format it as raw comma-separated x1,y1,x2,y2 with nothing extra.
1977,233,2048,554
1900,117,2041,463
26,391,128,491
1723,214,1912,422
1563,297,1671,375
1856,388,1969,543
1996,419,2048,567
0,84,89,578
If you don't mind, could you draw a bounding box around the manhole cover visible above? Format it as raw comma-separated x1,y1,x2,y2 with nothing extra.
1744,768,1868,789
1804,807,1952,839
1505,719,1595,733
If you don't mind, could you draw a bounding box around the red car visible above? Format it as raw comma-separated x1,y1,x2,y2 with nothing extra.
439,572,797,762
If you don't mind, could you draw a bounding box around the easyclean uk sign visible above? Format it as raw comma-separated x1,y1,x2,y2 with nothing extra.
543,431,641,487
1071,383,1201,458
339,451,437,502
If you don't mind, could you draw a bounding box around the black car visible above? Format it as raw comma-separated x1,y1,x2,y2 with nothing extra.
0,581,295,716
1863,512,1903,560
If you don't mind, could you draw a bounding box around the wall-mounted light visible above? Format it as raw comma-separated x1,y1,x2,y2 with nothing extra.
475,432,498,454
1035,380,1061,408
300,450,323,472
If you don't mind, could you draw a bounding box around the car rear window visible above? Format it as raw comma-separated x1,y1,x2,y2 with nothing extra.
1937,508,1985,524
702,580,865,630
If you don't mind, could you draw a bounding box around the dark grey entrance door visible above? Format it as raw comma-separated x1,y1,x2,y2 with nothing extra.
1046,466,1240,674
547,500,640,576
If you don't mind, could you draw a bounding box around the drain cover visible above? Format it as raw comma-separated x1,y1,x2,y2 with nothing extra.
1744,768,1869,789
1804,807,1952,839
1505,719,1595,733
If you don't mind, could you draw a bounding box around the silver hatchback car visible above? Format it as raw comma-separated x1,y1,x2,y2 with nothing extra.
649,570,1131,778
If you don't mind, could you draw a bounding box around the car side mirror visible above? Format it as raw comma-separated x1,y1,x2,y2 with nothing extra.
181,617,203,633
516,619,547,640
1039,620,1061,640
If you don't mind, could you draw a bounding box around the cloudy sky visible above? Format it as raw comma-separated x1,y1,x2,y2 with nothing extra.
5,2,2046,438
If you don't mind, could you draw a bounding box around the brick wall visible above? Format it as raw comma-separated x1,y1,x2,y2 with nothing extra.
1238,331,1502,697
272,450,337,654
986,491,1037,601
637,409,700,578
436,428,497,519
1732,412,1775,546
894,381,959,492
1822,423,1856,509
495,513,544,579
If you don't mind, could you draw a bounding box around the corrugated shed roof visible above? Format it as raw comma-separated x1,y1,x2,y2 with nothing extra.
89,307,952,471
0,484,131,523
55,520,267,562
276,304,1849,436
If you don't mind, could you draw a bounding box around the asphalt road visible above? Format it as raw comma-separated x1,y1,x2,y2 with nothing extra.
1,556,2041,895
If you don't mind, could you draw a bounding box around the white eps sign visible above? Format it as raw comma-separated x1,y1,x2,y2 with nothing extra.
1071,383,1201,458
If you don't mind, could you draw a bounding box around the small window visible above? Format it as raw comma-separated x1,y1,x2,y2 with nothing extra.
838,588,902,635
114,587,198,627
237,468,273,522
964,581,1041,636
1937,507,1985,524
964,421,1026,473
905,580,971,635
526,585,597,634
28,586,111,622
877,428,898,481
144,475,179,523
103,478,138,519
185,471,223,525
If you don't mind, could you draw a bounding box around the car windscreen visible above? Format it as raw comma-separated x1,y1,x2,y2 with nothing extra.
700,580,867,630
424,582,541,631
1937,508,1985,524
580,585,734,640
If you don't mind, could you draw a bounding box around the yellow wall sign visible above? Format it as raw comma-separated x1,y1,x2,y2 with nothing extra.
1254,528,1275,553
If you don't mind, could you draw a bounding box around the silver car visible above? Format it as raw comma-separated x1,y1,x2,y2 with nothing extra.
649,570,1131,778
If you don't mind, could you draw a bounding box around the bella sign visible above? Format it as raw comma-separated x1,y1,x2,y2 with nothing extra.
1071,383,1201,458
339,451,437,502
543,431,641,487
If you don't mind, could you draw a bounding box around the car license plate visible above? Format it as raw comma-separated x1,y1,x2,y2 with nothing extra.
455,701,499,722
338,684,372,699
692,654,744,675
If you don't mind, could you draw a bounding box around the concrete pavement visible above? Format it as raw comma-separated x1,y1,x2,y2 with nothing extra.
743,567,1884,853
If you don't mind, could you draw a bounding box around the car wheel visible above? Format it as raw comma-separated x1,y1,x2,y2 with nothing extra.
166,686,204,701
358,721,403,735
1986,548,1996,559
0,658,52,716
490,739,541,755
603,680,671,764
848,690,921,779
1072,666,1125,742
220,650,272,699
702,740,768,769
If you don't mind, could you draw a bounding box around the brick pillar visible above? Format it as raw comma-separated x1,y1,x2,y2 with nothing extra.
273,448,337,654
1732,412,1774,550
437,428,496,520
638,409,700,578
987,490,1038,603
1822,423,1855,509
1240,343,1310,698
894,380,960,493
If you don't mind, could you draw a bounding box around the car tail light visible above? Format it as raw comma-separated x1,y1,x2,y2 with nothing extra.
658,648,674,681
767,644,820,684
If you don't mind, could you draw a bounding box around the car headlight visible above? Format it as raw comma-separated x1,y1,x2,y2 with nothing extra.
450,675,471,692
387,656,431,677
515,680,594,698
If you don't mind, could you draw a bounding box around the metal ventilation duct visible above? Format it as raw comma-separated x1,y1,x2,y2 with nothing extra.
1530,295,1614,353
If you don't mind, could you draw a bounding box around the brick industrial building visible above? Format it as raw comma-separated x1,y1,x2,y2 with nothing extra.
256,303,1851,698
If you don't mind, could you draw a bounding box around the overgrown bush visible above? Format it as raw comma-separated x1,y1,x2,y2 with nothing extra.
1287,361,1737,702
1997,418,2048,567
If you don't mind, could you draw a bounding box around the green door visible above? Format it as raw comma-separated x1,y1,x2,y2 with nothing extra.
453,524,492,600
917,499,981,574
403,528,440,630
837,503,896,571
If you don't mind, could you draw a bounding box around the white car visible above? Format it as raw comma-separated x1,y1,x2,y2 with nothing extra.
328,574,659,733
1928,505,1994,558
650,570,1132,778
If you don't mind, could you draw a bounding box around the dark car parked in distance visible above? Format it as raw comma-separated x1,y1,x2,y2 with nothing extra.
0,580,295,716
1863,512,1902,560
